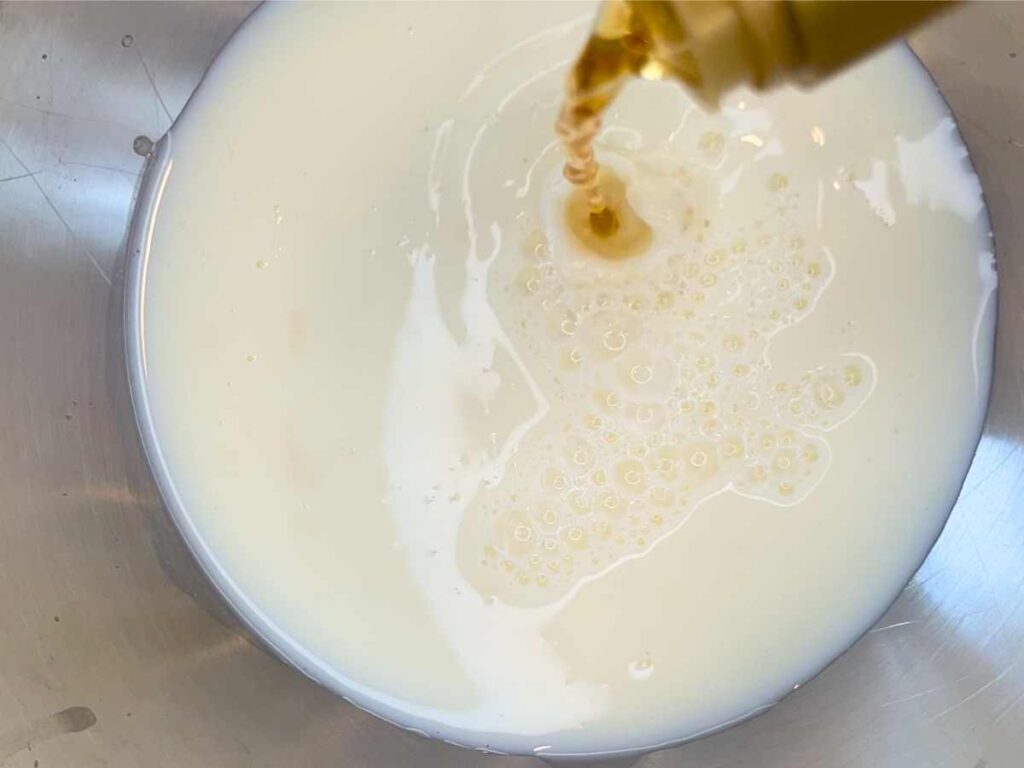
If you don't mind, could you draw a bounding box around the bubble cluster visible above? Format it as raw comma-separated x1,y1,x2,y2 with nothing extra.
464,142,875,605
770,355,876,431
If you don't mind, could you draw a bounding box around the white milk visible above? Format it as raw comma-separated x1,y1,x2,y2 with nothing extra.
134,2,995,757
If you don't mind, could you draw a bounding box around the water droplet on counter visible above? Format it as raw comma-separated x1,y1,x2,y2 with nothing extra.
132,135,154,157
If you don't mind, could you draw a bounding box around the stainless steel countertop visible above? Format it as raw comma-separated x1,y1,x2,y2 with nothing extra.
2,3,1023,766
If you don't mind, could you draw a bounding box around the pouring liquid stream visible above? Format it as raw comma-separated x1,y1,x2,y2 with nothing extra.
556,0,709,257
557,0,954,256
555,0,659,255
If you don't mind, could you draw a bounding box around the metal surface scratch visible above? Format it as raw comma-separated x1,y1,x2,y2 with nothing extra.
880,684,948,708
0,93,139,133
0,136,112,285
135,46,173,125
59,160,141,177
960,442,1021,500
993,688,1024,724
932,663,1019,721
0,707,97,764
0,171,37,183
870,620,920,634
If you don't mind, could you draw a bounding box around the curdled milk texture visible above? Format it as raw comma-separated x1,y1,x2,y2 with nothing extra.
136,2,996,757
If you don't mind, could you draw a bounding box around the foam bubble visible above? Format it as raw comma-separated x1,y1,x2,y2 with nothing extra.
465,144,870,604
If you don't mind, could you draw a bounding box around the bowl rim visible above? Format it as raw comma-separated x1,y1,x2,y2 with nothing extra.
120,10,998,758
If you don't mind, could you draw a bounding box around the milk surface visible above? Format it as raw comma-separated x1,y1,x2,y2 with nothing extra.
135,2,995,756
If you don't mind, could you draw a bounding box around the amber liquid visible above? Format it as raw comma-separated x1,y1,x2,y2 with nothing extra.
555,1,658,254
563,167,652,259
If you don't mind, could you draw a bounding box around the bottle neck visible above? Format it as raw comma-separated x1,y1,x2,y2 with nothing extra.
626,0,954,106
